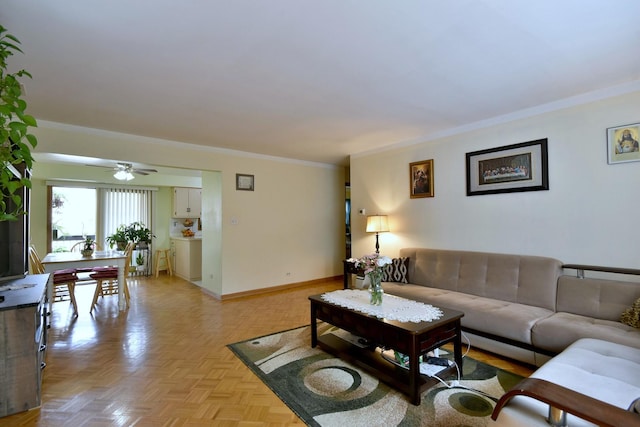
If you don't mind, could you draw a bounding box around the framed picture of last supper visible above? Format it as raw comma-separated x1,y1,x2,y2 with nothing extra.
466,138,548,196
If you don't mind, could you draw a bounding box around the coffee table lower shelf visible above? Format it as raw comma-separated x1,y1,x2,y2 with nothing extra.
316,333,457,404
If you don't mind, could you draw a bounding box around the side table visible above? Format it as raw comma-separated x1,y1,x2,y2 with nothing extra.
343,260,364,289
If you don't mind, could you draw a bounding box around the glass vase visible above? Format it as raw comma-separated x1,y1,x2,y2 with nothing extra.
369,273,383,305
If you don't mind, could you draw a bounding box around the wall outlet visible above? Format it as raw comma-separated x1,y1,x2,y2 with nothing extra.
359,209,366,215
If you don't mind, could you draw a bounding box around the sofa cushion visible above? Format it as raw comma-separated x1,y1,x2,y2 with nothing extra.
557,276,640,321
381,257,409,283
384,282,553,345
399,248,562,311
531,312,640,353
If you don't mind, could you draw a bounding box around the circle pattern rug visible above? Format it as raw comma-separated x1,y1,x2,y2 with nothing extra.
228,324,523,427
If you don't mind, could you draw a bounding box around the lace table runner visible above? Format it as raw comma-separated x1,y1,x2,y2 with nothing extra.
321,289,443,323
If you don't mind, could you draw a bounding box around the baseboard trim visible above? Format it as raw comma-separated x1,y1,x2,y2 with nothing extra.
215,275,342,300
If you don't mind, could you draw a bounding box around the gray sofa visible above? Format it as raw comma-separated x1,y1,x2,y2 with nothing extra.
381,248,640,366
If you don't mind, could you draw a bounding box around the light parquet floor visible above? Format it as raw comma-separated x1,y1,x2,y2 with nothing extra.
2,275,534,426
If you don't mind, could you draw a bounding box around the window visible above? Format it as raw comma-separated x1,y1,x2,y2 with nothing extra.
51,187,97,252
100,187,152,248
49,185,152,252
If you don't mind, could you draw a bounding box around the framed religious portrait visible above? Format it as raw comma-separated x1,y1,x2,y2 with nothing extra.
236,173,255,191
409,159,434,198
466,139,548,196
607,122,640,164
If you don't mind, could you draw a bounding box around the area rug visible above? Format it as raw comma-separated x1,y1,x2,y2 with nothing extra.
227,324,523,427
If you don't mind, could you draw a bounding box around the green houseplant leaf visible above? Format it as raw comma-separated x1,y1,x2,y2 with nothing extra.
0,25,37,221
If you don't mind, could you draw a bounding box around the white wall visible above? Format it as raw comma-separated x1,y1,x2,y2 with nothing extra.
201,170,222,295
217,156,345,294
29,123,345,296
350,90,640,269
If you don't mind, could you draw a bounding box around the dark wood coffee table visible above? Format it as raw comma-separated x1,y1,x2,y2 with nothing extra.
309,293,464,405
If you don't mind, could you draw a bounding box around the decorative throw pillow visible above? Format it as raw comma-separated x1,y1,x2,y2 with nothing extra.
381,257,410,283
620,297,640,329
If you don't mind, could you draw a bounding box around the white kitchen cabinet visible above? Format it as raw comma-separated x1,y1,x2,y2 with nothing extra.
172,187,201,218
171,238,202,282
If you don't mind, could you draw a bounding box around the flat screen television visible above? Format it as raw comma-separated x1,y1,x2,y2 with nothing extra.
0,162,30,283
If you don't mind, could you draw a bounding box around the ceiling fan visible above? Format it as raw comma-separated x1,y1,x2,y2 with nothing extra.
87,162,158,181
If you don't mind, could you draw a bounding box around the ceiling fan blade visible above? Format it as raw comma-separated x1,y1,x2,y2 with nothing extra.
85,163,157,176
85,164,114,169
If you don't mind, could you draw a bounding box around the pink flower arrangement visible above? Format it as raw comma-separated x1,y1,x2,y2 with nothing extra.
348,253,392,276
348,253,392,305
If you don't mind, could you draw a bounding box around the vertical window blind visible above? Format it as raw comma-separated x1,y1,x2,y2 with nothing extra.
100,187,152,245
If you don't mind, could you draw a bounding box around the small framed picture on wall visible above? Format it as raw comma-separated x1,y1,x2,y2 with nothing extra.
409,159,434,198
607,122,640,164
236,173,255,191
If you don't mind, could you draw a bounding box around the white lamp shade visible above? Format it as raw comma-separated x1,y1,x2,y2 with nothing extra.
366,215,389,233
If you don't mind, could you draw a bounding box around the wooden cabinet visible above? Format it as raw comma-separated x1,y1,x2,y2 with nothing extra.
172,187,201,218
0,274,49,417
171,238,202,282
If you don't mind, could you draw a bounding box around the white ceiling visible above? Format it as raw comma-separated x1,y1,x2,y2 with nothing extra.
2,1,640,165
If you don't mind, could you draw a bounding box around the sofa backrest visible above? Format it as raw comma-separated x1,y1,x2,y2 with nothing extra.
399,248,563,311
557,275,640,321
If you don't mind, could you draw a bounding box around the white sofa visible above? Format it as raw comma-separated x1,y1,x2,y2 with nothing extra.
491,338,640,426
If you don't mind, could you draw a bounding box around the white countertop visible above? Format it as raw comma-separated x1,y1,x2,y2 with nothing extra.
170,236,202,241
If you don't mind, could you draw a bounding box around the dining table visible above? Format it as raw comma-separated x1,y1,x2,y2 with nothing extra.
42,250,128,311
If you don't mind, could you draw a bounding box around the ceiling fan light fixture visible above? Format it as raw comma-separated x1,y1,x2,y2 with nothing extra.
86,161,157,180
114,170,134,181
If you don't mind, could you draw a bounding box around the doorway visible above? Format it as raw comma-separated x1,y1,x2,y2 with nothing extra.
345,184,351,259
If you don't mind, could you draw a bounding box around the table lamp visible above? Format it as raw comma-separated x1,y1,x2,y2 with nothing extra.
366,214,389,254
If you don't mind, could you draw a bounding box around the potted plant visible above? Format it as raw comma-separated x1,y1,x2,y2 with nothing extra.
81,236,95,257
0,25,38,221
125,221,154,248
135,252,145,271
106,225,128,250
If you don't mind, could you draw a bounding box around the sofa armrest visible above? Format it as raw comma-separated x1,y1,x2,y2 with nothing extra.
491,378,640,427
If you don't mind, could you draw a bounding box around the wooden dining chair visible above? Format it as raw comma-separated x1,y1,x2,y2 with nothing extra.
28,245,79,314
69,241,104,283
89,242,134,312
